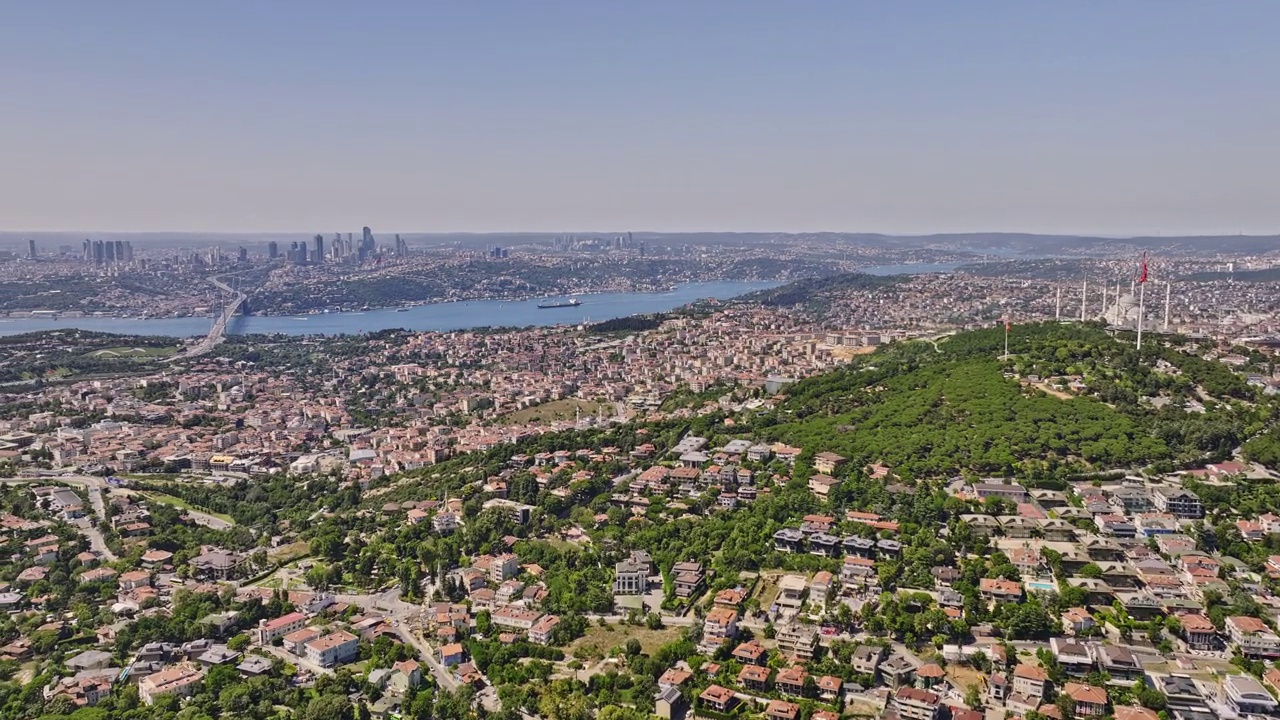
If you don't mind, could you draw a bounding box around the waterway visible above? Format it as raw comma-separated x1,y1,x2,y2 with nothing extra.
0,280,782,338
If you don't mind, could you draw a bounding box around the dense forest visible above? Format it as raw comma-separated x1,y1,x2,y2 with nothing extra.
585,314,668,333
731,272,902,309
757,322,1265,480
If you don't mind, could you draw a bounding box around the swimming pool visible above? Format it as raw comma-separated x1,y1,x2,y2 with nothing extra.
1026,580,1057,593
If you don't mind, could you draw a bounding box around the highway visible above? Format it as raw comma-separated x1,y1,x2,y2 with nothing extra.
179,275,247,358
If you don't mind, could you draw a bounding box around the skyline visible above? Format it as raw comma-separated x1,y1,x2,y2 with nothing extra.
4,2,1280,235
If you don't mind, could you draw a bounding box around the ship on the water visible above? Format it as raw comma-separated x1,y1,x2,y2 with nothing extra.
537,298,582,309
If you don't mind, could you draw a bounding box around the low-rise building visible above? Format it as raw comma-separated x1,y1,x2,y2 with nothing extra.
1223,674,1278,716
138,664,205,705
256,611,308,645
892,687,941,720
304,630,359,668
1226,615,1280,658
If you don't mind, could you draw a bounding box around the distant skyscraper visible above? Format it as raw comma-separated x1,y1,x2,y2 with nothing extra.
114,240,125,264
83,239,91,262
105,241,116,264
123,241,133,262
238,246,248,262
267,241,279,259
26,239,36,259
314,234,325,263
93,240,105,265
362,226,374,247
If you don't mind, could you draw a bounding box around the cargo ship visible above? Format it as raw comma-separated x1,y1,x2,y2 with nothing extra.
537,298,582,309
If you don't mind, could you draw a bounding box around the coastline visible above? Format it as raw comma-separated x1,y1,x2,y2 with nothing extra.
0,280,783,339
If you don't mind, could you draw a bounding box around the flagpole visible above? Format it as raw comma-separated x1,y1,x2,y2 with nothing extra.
1137,281,1145,350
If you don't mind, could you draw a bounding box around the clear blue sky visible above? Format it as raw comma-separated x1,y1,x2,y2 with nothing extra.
3,1,1278,235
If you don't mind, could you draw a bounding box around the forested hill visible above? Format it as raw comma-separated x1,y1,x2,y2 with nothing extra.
730,272,903,308
756,322,1260,481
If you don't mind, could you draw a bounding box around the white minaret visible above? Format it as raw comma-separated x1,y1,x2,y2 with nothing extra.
1081,279,1088,321
1101,284,1108,322
1055,286,1061,321
1164,280,1172,332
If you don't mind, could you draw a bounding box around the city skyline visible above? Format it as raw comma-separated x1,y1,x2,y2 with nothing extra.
4,2,1280,235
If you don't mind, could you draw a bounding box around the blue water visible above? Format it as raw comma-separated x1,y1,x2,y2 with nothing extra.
0,280,781,338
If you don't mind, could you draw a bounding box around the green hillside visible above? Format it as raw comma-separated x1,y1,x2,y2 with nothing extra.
758,322,1254,480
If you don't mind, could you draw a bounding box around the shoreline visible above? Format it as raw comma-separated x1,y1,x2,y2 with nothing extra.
0,280,784,339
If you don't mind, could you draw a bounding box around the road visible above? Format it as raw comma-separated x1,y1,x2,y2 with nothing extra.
3,475,118,561
179,275,247,358
12,472,233,531
334,586,506,713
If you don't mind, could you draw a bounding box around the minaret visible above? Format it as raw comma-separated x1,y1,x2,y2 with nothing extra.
1055,287,1061,321
1164,281,1172,332
1081,279,1088,321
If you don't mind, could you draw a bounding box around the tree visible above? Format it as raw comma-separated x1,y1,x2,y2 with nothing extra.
1055,693,1076,720
965,684,982,709
303,693,354,720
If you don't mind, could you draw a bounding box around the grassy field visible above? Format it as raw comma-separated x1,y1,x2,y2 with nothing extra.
137,491,235,524
567,623,683,658
268,541,310,564
498,398,608,425
750,571,788,611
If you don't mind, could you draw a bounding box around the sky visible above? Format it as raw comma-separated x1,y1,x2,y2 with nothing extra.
3,1,1279,236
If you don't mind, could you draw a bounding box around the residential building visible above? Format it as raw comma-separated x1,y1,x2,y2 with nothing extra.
774,622,819,662
655,685,684,720
304,630,359,668
1153,487,1204,519
492,606,543,631
810,571,833,606
613,558,648,595
1178,613,1218,650
489,554,520,583
440,643,465,666
1012,664,1049,699
256,611,308,645
974,482,1028,503
775,666,808,697
1226,615,1280,657
765,699,800,720
701,607,738,651
1063,683,1109,717
851,644,886,676
1049,637,1094,677
529,615,560,645
739,664,772,693
1095,644,1143,682
892,687,942,720
813,452,846,475
698,685,736,714
139,664,206,705
671,561,704,598
1223,674,1278,716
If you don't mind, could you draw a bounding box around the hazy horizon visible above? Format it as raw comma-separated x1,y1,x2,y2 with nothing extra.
5,2,1280,236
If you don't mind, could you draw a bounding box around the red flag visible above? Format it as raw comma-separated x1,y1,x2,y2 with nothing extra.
1005,319,1011,332
1138,253,1148,284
